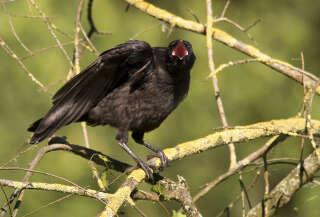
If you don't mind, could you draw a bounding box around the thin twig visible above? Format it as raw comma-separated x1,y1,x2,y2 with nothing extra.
130,23,161,40
79,23,99,55
125,0,320,94
1,0,32,54
87,0,111,37
0,183,12,216
82,122,106,191
20,194,73,217
263,154,270,196
220,0,231,18
207,58,259,77
20,41,77,61
28,0,74,68
0,179,109,203
0,35,44,89
206,0,237,169
239,174,246,217
193,135,286,203
215,170,261,217
132,205,148,217
0,142,131,217
73,0,85,76
97,118,318,216
186,8,200,23
247,141,320,217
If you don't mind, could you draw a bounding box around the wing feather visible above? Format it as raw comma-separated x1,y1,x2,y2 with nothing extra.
29,40,153,144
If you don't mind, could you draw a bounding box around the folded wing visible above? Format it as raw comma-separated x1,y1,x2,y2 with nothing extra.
28,40,153,144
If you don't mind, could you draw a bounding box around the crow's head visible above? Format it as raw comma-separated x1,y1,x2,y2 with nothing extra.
168,39,196,70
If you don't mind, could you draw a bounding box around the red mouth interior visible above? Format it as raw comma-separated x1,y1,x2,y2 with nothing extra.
172,42,188,59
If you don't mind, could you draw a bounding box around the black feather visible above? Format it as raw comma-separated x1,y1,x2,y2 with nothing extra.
28,39,196,181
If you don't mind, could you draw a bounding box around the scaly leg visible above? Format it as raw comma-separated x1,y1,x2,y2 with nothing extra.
132,131,169,169
116,130,154,182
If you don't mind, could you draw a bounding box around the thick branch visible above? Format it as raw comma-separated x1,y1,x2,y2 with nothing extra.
125,0,320,94
100,118,320,216
47,140,132,172
0,142,131,217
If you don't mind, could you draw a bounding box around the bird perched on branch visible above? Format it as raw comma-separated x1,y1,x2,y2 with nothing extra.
28,39,196,182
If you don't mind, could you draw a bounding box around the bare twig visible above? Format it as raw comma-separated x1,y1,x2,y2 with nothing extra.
0,179,110,202
20,41,77,61
20,194,73,217
87,0,111,37
73,0,84,76
246,141,320,217
79,23,99,55
132,204,148,217
186,8,200,23
99,118,320,216
0,142,131,217
131,190,170,216
208,58,259,77
193,135,286,203
1,0,32,54
206,0,237,169
81,122,106,191
0,35,44,89
28,0,74,68
239,174,247,217
0,183,12,216
125,0,320,94
130,23,162,40
220,0,231,18
213,0,258,42
216,170,262,217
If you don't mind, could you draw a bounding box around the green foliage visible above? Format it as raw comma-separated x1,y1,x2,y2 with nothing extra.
151,182,170,201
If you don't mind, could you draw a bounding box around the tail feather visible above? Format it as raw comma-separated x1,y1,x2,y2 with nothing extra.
28,118,47,144
29,123,57,144
28,118,42,132
27,102,81,144
27,106,70,144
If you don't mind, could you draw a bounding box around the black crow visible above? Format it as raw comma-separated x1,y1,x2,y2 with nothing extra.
28,40,196,181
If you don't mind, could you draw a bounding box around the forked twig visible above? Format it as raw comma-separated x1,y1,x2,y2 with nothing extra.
206,0,237,169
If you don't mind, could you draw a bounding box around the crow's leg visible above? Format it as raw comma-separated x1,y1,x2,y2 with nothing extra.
132,132,169,169
116,130,154,182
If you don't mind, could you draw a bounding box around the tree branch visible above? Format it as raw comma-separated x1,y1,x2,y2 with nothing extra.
0,179,111,202
192,135,287,203
124,0,320,94
206,0,237,169
99,117,320,216
246,140,320,217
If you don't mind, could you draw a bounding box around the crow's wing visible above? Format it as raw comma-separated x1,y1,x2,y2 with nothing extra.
29,40,154,143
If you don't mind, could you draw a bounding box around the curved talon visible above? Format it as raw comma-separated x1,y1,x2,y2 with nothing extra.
138,161,154,183
157,150,169,168
147,150,169,170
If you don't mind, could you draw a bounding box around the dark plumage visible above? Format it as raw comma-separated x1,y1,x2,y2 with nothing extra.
28,39,196,181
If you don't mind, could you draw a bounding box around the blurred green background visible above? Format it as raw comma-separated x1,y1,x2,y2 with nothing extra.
1,0,320,217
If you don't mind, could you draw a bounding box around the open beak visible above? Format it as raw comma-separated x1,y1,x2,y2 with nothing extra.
172,42,188,60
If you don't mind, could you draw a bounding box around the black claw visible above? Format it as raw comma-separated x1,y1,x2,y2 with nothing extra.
147,150,169,171
157,150,169,168
138,161,154,183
